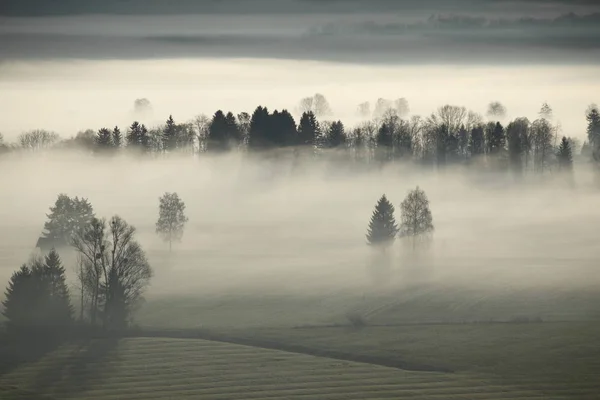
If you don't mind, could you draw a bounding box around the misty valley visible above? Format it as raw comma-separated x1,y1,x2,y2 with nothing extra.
1,3,600,397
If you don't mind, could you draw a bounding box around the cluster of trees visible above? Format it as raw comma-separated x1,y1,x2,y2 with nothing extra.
4,99,597,182
366,188,434,253
1,192,189,337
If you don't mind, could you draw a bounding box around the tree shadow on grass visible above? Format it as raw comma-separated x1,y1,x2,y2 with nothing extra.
0,331,64,378
27,337,119,398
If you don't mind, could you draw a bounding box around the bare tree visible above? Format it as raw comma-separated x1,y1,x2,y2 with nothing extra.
156,192,189,252
399,186,434,250
71,218,106,326
18,130,60,151
193,114,210,153
72,216,151,329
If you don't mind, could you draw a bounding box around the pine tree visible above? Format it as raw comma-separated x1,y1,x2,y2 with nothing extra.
327,120,346,148
366,195,398,249
163,115,178,152
112,126,122,148
586,104,600,164
248,106,270,149
297,111,319,146
468,125,485,157
95,128,113,150
557,136,573,171
41,250,74,326
126,121,142,148
208,110,229,152
2,251,73,333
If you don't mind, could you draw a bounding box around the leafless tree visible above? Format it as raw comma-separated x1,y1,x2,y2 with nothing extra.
72,216,152,329
399,186,434,251
18,130,60,151
193,114,210,153
531,118,554,174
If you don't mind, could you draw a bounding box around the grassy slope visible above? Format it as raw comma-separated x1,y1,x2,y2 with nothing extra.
232,322,600,398
0,337,575,400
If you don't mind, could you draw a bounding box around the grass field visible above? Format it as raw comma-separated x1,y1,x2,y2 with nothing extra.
227,321,600,398
1,336,590,400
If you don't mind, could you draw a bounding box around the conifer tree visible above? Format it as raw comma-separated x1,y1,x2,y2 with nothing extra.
327,120,346,148
366,195,398,249
297,111,319,146
2,251,73,333
163,115,178,151
112,126,122,148
557,136,573,171
96,127,113,150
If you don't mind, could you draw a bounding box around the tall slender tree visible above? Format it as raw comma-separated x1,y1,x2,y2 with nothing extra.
156,192,189,252
399,187,434,250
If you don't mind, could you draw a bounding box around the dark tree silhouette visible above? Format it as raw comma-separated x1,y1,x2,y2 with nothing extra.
126,121,150,151
95,128,113,150
327,120,346,148
208,110,231,152
586,104,600,165
399,186,434,250
468,125,485,158
297,111,319,146
72,216,152,330
486,121,506,155
38,194,95,251
366,195,398,249
248,106,271,149
163,115,178,151
156,192,188,252
112,126,122,148
557,136,573,171
506,118,528,176
2,250,73,334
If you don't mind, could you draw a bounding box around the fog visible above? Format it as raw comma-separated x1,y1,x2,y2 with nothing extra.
0,150,599,306
1,59,598,140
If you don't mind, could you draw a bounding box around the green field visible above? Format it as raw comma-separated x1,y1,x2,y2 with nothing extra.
2,336,591,400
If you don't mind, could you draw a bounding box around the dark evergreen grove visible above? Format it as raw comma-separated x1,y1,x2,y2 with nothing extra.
2,249,73,335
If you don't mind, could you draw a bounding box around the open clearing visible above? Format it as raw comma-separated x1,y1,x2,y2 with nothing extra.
0,337,587,400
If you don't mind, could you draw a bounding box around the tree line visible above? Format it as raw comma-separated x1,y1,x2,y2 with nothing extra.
2,98,599,180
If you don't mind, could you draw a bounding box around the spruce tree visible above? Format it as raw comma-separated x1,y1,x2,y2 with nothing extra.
557,136,573,171
163,115,178,151
297,111,319,146
327,120,346,148
2,251,73,333
112,126,122,148
95,128,113,150
366,195,398,249
586,105,600,164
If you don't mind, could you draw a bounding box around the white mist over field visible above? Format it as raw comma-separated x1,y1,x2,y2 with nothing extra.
0,151,599,303
0,59,598,140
